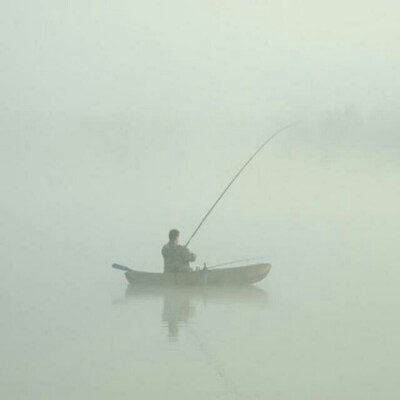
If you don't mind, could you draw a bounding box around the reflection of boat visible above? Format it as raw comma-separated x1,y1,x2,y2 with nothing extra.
115,263,271,286
124,284,268,341
125,284,268,304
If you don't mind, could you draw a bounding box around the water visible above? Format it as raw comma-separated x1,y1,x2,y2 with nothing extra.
2,183,399,399
2,138,400,399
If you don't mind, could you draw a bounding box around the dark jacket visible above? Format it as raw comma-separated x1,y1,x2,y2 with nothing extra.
161,242,196,273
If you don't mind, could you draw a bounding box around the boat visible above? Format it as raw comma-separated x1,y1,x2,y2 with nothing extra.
112,263,271,286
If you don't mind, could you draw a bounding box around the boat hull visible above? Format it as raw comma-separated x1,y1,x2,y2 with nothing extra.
123,263,271,286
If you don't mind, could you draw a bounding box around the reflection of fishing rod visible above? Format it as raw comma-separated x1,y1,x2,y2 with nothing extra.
184,121,300,248
208,257,267,270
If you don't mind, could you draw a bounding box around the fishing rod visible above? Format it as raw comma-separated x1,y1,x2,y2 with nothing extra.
208,256,267,270
184,121,300,248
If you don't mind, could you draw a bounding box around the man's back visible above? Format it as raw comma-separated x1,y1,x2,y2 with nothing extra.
162,242,196,273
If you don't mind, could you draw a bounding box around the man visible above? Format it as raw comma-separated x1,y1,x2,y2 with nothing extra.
162,229,197,273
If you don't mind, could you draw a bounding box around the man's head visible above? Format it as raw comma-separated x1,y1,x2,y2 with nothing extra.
168,229,180,244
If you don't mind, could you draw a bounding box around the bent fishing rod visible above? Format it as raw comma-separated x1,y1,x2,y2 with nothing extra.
184,121,300,248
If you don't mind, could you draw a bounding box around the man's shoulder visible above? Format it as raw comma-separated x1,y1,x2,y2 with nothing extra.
161,242,170,253
162,242,177,252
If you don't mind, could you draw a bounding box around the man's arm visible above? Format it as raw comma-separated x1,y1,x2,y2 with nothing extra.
178,245,197,262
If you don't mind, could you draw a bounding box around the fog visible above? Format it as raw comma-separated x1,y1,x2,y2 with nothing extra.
1,1,400,399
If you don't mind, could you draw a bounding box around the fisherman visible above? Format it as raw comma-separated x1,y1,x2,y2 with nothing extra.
162,229,197,273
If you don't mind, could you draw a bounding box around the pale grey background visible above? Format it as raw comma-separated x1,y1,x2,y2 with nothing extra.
1,1,399,399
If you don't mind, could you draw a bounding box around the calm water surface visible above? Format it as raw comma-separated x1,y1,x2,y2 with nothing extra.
2,225,399,399
1,155,399,399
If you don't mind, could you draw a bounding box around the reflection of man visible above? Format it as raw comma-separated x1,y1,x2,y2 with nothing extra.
162,289,194,341
162,229,196,273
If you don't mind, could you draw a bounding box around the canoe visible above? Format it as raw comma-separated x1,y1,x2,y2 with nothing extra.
113,263,271,286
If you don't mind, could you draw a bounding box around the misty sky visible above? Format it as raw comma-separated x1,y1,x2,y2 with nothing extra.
1,0,399,267
2,0,399,118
